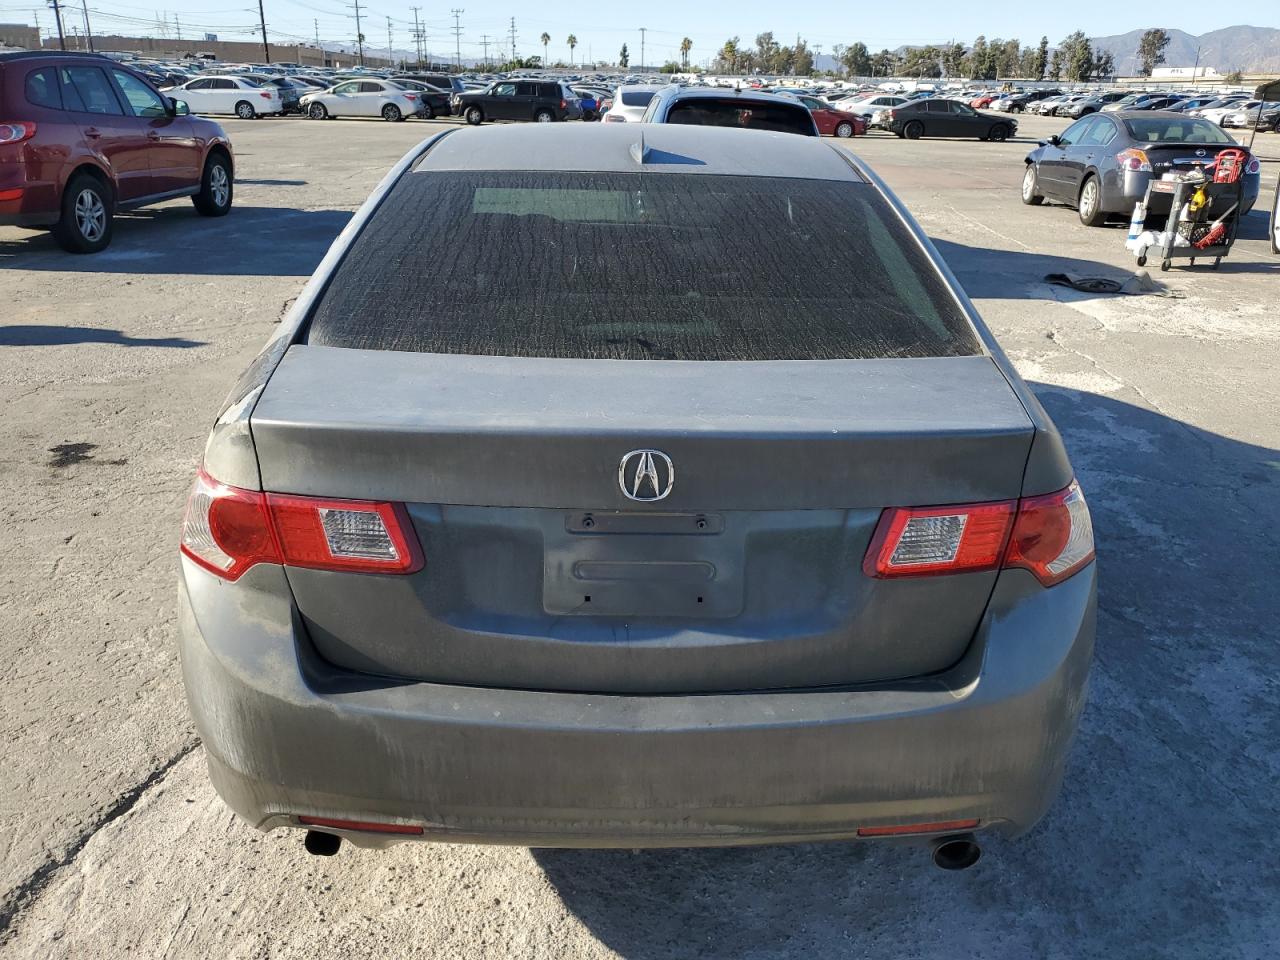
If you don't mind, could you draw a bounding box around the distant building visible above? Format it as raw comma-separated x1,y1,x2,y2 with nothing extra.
0,23,41,49
1151,66,1221,79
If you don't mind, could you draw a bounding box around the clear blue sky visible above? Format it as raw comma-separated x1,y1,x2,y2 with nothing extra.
1,0,1274,66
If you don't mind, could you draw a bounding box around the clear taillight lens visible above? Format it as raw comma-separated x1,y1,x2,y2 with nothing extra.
0,122,37,145
180,468,423,581
864,481,1094,587
1116,148,1152,172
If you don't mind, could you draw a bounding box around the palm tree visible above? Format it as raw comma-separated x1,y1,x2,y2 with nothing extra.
680,37,692,70
567,34,577,68
540,32,550,68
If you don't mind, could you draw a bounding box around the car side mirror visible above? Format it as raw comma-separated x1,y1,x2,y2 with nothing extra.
1046,134,1060,146
170,98,190,117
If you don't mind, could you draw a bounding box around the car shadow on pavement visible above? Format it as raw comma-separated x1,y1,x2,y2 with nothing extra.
533,385,1280,960
932,234,1280,299
0,206,351,276
0,325,204,348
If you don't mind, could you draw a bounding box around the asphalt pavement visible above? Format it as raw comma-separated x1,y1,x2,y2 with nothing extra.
1,113,1278,959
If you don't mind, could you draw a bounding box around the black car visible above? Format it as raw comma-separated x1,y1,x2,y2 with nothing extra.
886,99,1016,141
1002,89,1062,113
1130,96,1184,112
389,79,452,119
455,80,583,125
263,76,307,114
396,73,467,97
1022,110,1260,226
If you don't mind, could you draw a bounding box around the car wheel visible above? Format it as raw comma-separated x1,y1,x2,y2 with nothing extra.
1077,175,1107,227
307,102,327,120
988,124,1011,142
423,104,434,120
52,173,113,254
234,100,256,120
382,103,402,122
834,121,854,138
903,120,924,140
535,109,554,123
192,152,233,217
465,106,483,125
1021,164,1045,205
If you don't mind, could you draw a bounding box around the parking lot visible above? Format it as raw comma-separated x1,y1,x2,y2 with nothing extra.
2,113,1278,958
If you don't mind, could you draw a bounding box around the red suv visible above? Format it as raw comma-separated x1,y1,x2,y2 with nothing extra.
1,51,234,253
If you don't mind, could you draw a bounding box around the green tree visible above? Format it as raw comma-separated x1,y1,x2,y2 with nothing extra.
1225,69,1243,83
618,43,629,68
840,41,871,77
969,36,991,79
1048,48,1063,81
540,32,550,68
567,34,577,68
1058,31,1093,82
871,49,896,77
1034,36,1049,79
792,39,813,76
660,60,682,73
1093,50,1115,79
755,31,780,71
942,42,967,78
1136,28,1169,76
680,37,692,69
718,36,740,73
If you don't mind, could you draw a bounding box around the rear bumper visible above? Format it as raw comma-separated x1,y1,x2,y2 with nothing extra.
179,560,1095,848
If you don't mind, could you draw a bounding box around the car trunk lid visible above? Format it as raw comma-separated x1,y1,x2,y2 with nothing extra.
248,345,1035,694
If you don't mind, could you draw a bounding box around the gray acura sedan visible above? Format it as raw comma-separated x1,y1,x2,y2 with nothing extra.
179,124,1096,870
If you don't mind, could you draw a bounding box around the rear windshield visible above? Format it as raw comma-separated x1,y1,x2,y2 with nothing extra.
666,98,816,136
620,90,656,106
1123,117,1234,144
306,171,978,361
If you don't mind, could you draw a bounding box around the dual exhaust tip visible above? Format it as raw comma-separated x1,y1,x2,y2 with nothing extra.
304,828,983,869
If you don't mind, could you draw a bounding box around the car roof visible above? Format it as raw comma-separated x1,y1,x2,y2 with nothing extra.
415,124,866,182
654,85,816,108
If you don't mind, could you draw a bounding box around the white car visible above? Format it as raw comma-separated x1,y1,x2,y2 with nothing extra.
1197,101,1259,126
300,80,423,122
1221,101,1280,128
837,94,907,120
163,75,283,119
602,84,665,123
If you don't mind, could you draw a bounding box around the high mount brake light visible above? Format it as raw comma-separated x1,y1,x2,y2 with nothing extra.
864,481,1094,587
180,468,423,581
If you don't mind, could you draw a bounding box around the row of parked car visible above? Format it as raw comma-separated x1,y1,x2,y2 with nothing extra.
982,88,1280,130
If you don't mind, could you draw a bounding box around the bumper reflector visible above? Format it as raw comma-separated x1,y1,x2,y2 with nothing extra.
298,815,424,835
856,819,980,838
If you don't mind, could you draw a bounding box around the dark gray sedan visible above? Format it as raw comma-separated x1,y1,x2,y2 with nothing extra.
1022,110,1261,226
178,124,1096,869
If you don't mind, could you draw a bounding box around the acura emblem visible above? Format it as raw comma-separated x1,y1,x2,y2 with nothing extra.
618,449,675,502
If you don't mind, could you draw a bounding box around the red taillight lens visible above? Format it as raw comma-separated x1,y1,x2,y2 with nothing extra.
863,481,1094,586
1116,148,1152,172
0,121,37,144
863,500,1016,578
268,493,422,574
403,93,418,100
0,188,24,201
1004,480,1094,586
560,99,567,109
180,468,423,581
260,92,273,99
857,818,980,838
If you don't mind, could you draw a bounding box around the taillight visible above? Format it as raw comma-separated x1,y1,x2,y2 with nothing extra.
863,500,1016,578
403,93,418,100
260,92,273,99
1003,481,1094,586
864,480,1094,586
560,99,567,109
1116,148,1151,172
180,468,423,581
0,121,37,145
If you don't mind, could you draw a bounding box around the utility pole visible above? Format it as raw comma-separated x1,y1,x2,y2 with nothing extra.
386,17,392,66
450,8,463,70
173,13,180,39
79,0,93,51
410,7,423,67
1191,45,1202,79
509,17,516,65
314,18,320,48
48,0,66,50
639,26,645,71
257,0,270,63
480,34,490,69
349,0,365,66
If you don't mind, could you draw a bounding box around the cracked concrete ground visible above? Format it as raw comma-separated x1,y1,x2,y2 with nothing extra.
1,115,1277,958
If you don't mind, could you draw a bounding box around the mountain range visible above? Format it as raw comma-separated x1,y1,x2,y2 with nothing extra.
1090,25,1280,75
